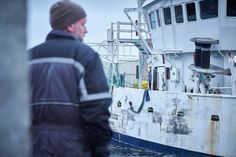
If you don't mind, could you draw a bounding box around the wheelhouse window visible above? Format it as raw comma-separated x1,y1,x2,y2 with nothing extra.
149,11,156,29
200,0,218,19
163,7,172,25
156,10,161,27
186,3,196,21
227,0,236,16
175,5,184,23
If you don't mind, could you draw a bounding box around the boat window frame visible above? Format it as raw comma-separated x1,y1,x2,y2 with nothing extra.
199,0,218,19
163,7,172,25
227,0,236,17
186,2,197,22
149,11,157,30
174,5,184,23
156,9,161,27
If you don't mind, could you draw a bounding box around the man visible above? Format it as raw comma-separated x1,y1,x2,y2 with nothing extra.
29,1,112,157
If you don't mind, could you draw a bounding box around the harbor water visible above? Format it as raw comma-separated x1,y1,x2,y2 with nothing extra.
109,143,176,157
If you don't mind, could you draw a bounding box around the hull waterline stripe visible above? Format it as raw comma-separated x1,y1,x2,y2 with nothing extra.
112,132,222,157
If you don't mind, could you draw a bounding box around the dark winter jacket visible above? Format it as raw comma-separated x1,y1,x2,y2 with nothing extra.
29,30,112,157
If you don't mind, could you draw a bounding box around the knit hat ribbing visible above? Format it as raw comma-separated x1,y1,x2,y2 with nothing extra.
50,0,86,30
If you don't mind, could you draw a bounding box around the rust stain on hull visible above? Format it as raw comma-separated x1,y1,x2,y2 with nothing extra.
208,120,220,155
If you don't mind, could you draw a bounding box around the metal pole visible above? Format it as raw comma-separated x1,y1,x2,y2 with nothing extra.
0,1,31,157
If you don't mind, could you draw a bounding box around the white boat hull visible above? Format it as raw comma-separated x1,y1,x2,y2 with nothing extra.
109,87,236,157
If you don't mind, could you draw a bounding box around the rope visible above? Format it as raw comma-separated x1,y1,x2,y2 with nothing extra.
130,90,150,113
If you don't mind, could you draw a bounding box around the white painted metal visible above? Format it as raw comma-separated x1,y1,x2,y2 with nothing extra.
110,87,236,156
144,0,236,53
108,0,236,156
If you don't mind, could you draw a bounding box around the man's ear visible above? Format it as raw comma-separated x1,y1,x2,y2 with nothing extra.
65,24,74,32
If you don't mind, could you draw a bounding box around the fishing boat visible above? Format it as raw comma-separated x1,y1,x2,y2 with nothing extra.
95,0,236,156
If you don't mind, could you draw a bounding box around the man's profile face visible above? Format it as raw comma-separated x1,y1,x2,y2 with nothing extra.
67,18,87,41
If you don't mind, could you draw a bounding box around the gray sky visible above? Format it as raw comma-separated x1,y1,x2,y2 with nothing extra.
27,0,137,48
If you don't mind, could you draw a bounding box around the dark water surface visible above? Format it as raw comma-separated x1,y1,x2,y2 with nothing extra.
109,143,176,157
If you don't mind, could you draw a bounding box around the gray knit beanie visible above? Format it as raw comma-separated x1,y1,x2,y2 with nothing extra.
50,0,86,30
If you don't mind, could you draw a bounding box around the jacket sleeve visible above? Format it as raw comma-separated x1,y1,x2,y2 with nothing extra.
78,48,112,157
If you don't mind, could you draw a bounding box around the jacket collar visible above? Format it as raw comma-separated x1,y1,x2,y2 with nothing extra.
46,30,82,42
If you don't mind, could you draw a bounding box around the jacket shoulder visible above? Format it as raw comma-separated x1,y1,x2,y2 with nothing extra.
75,42,99,65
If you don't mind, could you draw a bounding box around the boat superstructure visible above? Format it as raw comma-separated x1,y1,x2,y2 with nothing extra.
95,0,236,156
